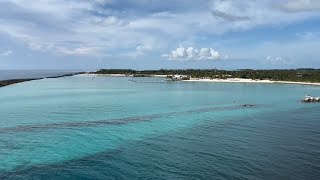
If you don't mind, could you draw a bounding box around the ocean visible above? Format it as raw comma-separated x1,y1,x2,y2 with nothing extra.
0,75,319,179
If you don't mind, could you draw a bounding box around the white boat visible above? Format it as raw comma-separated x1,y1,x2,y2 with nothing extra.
302,95,320,103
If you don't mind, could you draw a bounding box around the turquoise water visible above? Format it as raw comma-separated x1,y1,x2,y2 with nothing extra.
0,75,320,179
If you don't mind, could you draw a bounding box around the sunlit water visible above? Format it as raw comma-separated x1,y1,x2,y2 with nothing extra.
0,75,319,179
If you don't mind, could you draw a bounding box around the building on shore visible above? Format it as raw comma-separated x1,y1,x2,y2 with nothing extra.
167,75,191,81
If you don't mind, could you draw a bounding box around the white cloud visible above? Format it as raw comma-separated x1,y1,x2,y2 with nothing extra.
277,0,320,12
93,16,127,26
163,45,220,61
125,43,153,58
59,47,102,56
266,56,288,65
210,0,320,31
136,44,152,53
0,50,13,56
0,0,320,64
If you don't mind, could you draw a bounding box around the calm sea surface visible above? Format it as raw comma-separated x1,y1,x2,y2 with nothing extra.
0,75,320,179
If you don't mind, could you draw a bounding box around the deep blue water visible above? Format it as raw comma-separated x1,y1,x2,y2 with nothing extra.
0,75,319,179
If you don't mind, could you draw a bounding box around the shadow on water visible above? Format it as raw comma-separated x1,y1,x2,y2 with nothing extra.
1,106,320,180
0,104,260,134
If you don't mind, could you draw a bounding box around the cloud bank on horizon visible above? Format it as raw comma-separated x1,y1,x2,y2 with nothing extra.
0,0,320,69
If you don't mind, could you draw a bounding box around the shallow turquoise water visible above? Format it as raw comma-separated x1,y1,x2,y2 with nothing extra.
0,75,320,179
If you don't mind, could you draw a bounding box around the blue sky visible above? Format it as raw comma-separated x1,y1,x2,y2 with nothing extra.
0,0,320,70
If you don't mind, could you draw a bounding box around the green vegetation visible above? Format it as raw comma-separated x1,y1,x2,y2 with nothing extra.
94,69,320,83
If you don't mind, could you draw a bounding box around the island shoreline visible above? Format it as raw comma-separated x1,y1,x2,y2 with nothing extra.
183,78,320,86
86,73,320,86
3,73,320,88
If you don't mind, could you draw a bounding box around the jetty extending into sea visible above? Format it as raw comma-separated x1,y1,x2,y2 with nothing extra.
0,72,84,88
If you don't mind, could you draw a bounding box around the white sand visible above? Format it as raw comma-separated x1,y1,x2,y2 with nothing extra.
87,73,168,77
183,78,320,86
81,74,320,86
82,73,127,77
153,75,168,77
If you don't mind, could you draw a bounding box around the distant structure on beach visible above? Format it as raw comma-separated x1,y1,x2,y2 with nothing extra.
167,75,191,81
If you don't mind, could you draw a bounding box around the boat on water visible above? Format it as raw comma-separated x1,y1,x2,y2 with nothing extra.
302,95,320,103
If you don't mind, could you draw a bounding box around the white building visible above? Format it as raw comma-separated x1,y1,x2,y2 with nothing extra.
172,75,190,80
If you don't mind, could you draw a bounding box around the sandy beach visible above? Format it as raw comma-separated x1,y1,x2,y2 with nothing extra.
183,78,320,86
153,75,168,77
85,73,168,77
81,74,320,86
82,73,127,77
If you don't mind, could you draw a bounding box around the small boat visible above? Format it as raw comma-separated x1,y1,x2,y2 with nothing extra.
302,95,320,103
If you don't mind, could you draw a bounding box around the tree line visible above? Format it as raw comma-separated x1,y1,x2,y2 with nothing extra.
94,69,320,83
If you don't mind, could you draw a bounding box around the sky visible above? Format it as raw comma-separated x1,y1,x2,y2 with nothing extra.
0,0,320,70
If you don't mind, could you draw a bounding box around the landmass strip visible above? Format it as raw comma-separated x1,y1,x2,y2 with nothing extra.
90,69,320,86
2,69,320,88
0,72,83,88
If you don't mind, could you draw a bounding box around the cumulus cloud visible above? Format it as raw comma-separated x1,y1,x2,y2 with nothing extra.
266,56,288,65
277,0,320,12
0,50,13,56
163,45,220,61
